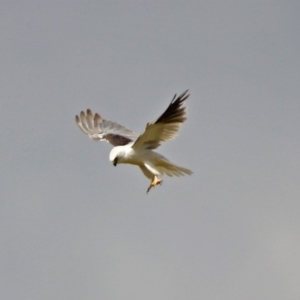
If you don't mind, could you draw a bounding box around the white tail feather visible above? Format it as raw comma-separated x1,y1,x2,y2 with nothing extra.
147,158,192,177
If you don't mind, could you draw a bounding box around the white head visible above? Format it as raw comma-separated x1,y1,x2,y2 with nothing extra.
109,146,126,166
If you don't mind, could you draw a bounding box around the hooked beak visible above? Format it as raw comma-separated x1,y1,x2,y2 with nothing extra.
113,157,118,167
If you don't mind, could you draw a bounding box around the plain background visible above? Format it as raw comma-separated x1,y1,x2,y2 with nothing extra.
1,1,300,299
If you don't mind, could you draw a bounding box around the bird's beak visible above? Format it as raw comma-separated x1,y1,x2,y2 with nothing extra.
113,157,118,167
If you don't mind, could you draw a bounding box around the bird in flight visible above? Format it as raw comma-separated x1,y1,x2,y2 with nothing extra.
75,90,192,193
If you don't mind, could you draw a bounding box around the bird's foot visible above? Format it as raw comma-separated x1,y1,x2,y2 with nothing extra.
146,177,163,194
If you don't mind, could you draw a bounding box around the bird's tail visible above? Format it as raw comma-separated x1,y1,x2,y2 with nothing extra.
154,158,192,177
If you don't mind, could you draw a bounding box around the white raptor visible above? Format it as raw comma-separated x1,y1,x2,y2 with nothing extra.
75,90,192,193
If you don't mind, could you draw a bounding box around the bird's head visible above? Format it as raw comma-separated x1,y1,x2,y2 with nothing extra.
109,146,124,167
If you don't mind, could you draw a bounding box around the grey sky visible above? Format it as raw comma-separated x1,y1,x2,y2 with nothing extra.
1,1,300,299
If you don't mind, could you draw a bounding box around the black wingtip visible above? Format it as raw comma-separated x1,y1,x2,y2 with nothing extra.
171,89,190,104
155,90,189,124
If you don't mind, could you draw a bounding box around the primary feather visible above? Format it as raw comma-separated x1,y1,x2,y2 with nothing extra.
75,109,139,146
132,90,189,150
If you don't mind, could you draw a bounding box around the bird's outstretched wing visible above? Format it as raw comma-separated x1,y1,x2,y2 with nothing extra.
75,109,139,146
132,90,189,150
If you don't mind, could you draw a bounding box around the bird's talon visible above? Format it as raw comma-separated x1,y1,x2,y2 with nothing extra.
146,178,162,193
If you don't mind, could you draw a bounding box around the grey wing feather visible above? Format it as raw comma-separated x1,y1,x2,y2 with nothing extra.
75,109,139,146
132,90,189,150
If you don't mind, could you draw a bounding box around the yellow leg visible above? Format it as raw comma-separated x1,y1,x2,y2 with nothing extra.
146,176,163,193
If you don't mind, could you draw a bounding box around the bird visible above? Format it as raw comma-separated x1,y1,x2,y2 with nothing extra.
75,90,192,193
